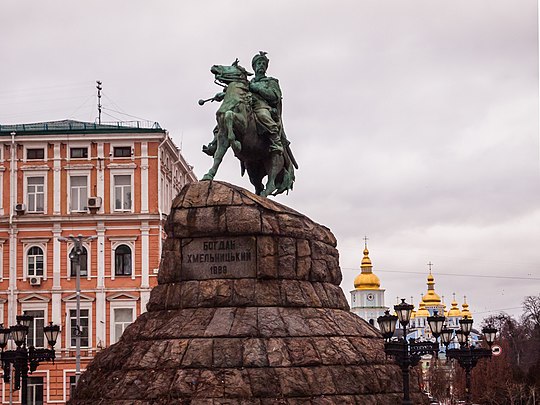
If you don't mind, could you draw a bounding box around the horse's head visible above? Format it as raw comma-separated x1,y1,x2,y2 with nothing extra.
211,59,253,85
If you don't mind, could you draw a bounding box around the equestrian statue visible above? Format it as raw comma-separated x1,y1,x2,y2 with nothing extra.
200,51,298,197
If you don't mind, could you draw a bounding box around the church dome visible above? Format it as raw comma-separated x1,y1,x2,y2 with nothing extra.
447,295,462,318
354,272,381,289
422,272,442,305
353,245,381,290
461,297,472,318
416,301,430,318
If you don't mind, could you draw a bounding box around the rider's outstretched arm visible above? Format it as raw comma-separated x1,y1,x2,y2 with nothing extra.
214,91,226,102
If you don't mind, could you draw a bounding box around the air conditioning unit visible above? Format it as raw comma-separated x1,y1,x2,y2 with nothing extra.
29,276,42,286
15,203,26,215
87,197,102,212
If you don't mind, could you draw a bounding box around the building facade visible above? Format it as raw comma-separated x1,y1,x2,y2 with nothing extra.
350,242,388,327
0,120,195,404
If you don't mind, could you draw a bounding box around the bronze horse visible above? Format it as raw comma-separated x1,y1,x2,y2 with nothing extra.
200,61,295,197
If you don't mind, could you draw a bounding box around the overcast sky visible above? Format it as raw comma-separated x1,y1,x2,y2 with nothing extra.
1,0,538,325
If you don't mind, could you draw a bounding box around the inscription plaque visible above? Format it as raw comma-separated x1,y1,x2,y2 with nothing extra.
181,236,256,280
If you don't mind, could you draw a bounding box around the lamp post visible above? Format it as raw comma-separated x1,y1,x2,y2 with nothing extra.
0,316,60,405
58,234,97,384
378,299,441,405
445,316,497,405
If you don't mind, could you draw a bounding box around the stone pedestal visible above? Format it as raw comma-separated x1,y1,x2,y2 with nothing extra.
70,181,427,404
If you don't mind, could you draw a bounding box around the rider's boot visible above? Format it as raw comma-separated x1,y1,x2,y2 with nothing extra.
262,152,281,197
268,132,283,154
203,126,219,156
202,140,217,156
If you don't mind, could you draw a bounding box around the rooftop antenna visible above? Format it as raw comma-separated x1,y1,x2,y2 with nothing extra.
96,80,103,124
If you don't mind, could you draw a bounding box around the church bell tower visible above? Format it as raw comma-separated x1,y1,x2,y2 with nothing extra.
350,239,388,327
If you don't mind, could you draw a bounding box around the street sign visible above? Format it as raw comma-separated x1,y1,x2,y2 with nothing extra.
491,344,502,356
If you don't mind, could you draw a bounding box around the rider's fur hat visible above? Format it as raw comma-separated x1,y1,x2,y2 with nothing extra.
252,51,269,69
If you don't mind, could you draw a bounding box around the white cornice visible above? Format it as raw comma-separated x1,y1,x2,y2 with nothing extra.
19,237,50,243
20,165,50,171
107,236,138,242
64,164,94,170
0,213,162,224
107,163,137,170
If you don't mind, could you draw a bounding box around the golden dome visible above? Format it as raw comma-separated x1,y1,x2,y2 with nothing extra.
353,242,381,290
361,247,372,267
422,271,442,305
448,294,462,317
416,301,430,317
354,272,381,290
461,296,472,318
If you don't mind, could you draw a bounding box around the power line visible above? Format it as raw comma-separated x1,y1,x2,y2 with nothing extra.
474,307,524,315
0,81,90,97
341,267,540,281
67,94,95,119
102,111,124,122
101,106,151,122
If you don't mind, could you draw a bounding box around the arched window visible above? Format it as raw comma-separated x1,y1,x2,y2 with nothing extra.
70,246,88,277
115,245,132,276
27,246,44,277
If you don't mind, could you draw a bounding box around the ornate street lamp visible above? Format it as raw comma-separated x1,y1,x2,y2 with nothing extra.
377,310,397,340
0,315,60,405
439,324,454,349
44,323,61,348
0,324,11,350
459,316,474,335
427,310,446,339
379,299,440,405
481,325,497,347
446,316,496,405
455,330,468,346
10,321,29,348
395,299,414,326
16,315,33,330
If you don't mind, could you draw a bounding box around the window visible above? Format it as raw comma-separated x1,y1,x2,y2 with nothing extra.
69,376,77,399
28,377,44,405
114,244,132,276
27,177,45,212
70,308,89,347
23,310,45,348
70,176,88,212
113,308,134,343
27,246,44,277
70,147,88,158
113,146,131,157
27,148,44,160
114,175,132,211
70,246,88,277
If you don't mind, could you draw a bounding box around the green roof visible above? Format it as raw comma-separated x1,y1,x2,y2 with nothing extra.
0,119,164,135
